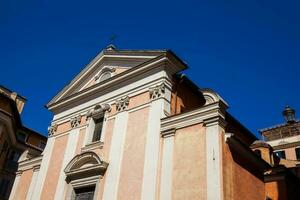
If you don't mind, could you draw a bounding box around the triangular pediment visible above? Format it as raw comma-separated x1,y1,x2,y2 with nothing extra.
47,47,166,108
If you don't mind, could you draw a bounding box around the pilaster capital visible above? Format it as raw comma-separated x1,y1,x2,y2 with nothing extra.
203,116,227,128
48,123,58,136
70,115,82,128
116,96,129,112
149,83,165,100
33,165,41,172
161,128,176,138
16,170,23,176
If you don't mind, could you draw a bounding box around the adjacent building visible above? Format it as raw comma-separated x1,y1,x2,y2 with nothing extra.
9,46,299,200
0,86,47,200
255,106,300,199
260,106,300,165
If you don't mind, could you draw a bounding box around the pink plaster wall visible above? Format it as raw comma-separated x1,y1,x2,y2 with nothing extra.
96,118,115,199
14,170,33,200
172,124,207,200
116,107,149,200
40,134,69,200
127,92,149,110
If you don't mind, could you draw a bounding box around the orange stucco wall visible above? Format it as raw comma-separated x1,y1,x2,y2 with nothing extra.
172,124,207,200
41,134,69,200
117,107,149,200
265,181,287,200
284,147,298,160
222,136,265,200
14,170,33,200
26,134,45,147
170,77,204,115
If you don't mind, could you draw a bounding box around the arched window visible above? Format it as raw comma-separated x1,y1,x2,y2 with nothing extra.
64,152,108,199
98,72,111,82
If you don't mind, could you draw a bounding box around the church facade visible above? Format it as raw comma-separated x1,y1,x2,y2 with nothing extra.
10,46,274,200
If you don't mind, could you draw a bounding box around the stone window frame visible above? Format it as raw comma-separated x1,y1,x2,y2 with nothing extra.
95,66,116,84
85,104,110,147
64,152,108,200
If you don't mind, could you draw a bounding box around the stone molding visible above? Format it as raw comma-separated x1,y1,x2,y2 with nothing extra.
95,66,116,81
149,83,165,100
64,152,108,183
161,102,227,133
116,96,129,112
86,104,111,120
203,116,227,128
48,124,58,136
161,128,176,138
70,115,82,128
16,171,23,176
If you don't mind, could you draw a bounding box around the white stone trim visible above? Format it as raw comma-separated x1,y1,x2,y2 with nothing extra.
141,99,164,200
51,54,157,104
161,102,226,132
267,134,300,147
205,120,222,200
54,128,80,199
26,167,40,200
52,76,168,124
18,156,42,171
9,172,21,200
102,111,129,200
159,134,174,200
31,137,55,199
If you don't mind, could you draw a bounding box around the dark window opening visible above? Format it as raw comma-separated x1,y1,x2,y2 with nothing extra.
17,132,27,143
92,117,104,142
295,147,300,160
275,150,286,159
74,186,95,200
39,141,46,150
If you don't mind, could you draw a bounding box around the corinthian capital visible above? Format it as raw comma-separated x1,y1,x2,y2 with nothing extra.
70,115,82,128
48,124,58,136
116,96,129,112
149,83,165,100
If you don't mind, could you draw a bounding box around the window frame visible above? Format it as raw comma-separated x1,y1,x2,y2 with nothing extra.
274,150,286,159
85,112,107,146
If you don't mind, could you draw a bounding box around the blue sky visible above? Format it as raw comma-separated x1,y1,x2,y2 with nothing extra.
1,0,300,137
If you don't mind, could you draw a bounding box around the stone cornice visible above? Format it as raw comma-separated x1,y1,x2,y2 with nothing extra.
18,155,43,171
161,102,227,133
47,54,184,112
